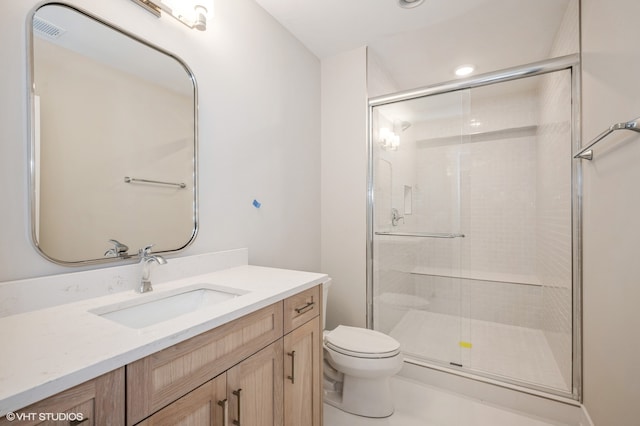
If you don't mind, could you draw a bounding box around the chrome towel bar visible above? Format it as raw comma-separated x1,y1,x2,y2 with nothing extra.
124,176,186,189
574,117,640,160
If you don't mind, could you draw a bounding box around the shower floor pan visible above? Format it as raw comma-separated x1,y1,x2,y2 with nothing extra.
389,310,569,392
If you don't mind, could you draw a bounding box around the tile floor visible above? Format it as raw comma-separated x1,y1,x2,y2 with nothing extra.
389,310,569,391
323,376,569,426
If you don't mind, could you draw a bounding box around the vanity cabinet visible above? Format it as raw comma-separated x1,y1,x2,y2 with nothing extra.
0,368,124,426
126,302,284,425
128,284,322,426
139,340,285,426
1,285,322,426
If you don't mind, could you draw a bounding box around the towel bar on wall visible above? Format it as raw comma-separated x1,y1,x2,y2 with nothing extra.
574,116,640,160
124,176,187,189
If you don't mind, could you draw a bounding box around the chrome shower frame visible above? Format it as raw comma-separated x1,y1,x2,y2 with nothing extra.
366,54,582,402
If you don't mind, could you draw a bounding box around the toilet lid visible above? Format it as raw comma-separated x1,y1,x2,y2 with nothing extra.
324,325,400,358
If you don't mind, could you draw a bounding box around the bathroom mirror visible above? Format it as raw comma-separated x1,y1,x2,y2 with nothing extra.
29,3,198,265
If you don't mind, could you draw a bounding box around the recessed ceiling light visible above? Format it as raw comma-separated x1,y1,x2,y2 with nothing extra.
455,65,475,77
398,0,425,9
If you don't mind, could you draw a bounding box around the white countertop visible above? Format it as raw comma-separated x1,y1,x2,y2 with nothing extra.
0,265,327,416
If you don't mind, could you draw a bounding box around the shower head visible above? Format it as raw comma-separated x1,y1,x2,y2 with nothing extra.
393,120,412,133
398,0,425,9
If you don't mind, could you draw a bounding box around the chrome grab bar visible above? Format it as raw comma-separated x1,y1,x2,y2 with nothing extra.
124,176,186,189
574,117,640,160
375,231,465,238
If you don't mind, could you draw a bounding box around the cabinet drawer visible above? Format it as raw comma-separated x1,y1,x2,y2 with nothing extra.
0,368,124,426
127,302,283,425
283,285,320,334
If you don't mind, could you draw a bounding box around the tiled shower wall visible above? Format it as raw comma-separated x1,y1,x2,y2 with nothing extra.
414,87,544,328
374,87,544,325
409,87,540,278
534,0,578,390
536,70,572,392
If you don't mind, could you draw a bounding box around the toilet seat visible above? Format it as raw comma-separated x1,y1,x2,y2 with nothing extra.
324,325,400,359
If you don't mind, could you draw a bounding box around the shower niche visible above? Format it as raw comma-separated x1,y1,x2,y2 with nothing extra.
368,60,580,399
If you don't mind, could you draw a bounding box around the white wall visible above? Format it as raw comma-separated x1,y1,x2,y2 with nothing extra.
320,47,368,329
0,0,321,281
582,0,640,423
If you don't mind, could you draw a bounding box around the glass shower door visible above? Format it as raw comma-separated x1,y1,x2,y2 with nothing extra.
462,71,573,393
371,89,471,369
369,64,576,397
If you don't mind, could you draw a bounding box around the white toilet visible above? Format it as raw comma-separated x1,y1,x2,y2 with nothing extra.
322,280,404,418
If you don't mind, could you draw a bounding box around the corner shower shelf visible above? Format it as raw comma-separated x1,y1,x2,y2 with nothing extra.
409,266,541,287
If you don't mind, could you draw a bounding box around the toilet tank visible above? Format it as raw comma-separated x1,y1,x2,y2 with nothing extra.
322,279,332,330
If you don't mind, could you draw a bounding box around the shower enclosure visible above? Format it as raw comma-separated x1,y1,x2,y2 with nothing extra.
367,56,581,400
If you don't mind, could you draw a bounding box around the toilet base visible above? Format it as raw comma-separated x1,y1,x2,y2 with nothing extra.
323,374,395,418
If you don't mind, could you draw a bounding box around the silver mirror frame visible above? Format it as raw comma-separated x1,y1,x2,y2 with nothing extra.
26,2,199,266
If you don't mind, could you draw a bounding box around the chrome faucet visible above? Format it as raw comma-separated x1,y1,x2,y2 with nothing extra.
104,239,130,258
138,245,167,293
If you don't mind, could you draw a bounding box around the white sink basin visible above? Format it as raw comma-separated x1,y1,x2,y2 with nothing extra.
91,284,247,329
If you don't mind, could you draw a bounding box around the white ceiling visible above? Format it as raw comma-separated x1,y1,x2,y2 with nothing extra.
254,0,575,92
254,0,498,59
35,4,193,96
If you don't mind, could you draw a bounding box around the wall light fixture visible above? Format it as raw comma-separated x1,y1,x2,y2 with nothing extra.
130,0,213,31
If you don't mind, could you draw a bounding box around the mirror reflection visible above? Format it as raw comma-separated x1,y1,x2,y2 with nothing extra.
31,4,197,264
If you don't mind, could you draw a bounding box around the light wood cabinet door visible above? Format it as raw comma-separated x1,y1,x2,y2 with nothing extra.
137,374,226,426
283,316,321,426
127,302,283,425
0,368,124,426
227,340,284,426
